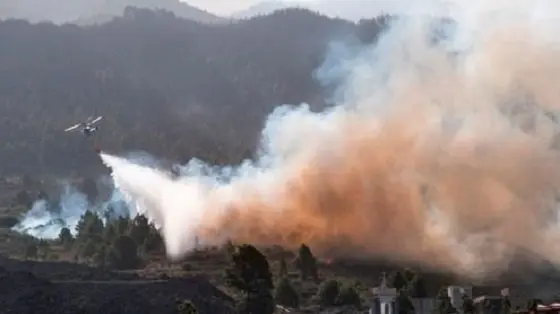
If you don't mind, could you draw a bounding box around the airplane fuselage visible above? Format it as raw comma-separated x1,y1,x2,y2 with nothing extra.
82,126,98,136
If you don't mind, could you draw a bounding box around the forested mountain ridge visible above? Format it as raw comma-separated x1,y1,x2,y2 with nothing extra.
0,7,389,175
0,0,225,25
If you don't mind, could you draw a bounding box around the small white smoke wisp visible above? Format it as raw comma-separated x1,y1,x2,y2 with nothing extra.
13,185,89,239
13,181,136,239
12,200,61,238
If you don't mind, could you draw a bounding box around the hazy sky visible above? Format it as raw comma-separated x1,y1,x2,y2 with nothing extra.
185,0,313,16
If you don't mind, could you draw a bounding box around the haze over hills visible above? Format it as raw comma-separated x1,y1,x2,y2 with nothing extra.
0,0,225,25
231,0,301,19
230,0,429,21
0,0,430,25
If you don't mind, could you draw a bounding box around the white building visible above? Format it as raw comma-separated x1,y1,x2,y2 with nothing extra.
370,273,398,314
448,285,473,312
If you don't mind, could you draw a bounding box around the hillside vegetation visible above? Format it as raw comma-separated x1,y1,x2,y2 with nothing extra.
0,7,388,175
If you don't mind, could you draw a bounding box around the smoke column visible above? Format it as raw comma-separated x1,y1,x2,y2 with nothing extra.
13,180,134,239
101,0,560,278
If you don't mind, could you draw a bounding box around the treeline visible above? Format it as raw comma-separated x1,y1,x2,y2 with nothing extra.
23,211,163,269
0,7,390,175
19,208,540,313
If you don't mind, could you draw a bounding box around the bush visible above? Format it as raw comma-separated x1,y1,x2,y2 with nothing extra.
316,279,339,307
274,277,299,308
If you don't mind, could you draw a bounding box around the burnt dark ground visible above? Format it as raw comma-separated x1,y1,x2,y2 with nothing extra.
0,256,235,314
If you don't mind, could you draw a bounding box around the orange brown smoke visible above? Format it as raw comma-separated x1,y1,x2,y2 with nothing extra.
197,13,560,276
103,3,560,279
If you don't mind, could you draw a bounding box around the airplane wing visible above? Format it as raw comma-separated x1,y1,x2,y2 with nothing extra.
90,116,103,125
64,123,82,132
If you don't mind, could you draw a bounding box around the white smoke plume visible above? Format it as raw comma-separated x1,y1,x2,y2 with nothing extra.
13,180,136,239
101,0,560,278
13,184,89,238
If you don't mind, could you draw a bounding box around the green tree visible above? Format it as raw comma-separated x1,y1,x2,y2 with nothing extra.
462,294,475,314
336,284,361,307
103,223,117,244
106,235,141,270
58,227,74,249
294,244,318,281
143,223,164,253
115,216,130,235
274,277,299,308
75,210,104,243
408,274,428,298
80,240,97,259
129,214,150,245
391,271,407,291
397,291,415,314
316,279,339,307
501,295,512,314
226,244,274,314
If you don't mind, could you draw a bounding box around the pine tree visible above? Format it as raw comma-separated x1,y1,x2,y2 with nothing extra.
391,271,407,291
225,244,274,314
294,244,318,281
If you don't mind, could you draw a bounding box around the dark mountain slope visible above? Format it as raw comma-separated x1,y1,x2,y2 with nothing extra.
0,8,389,174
